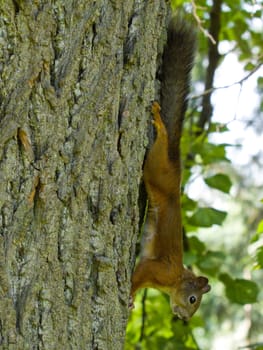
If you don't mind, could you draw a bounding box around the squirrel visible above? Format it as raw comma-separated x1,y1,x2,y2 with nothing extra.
130,16,210,321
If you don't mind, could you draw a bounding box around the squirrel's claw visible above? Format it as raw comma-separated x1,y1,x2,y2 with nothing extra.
128,296,135,310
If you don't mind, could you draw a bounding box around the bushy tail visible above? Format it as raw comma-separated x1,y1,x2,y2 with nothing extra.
160,16,197,160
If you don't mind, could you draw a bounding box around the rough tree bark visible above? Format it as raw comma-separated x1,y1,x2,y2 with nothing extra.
0,1,168,349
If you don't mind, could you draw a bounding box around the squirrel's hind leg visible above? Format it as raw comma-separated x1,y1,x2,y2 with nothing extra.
145,102,170,170
143,102,178,194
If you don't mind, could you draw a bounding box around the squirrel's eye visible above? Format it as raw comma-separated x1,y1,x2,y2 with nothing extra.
189,295,196,304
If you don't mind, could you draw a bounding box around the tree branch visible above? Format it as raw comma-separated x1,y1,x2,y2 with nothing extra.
191,1,216,44
191,60,263,100
198,0,223,132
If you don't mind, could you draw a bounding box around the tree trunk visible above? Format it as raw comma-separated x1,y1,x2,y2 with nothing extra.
0,1,168,349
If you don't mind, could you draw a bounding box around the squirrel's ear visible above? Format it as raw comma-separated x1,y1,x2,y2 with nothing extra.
197,276,211,294
201,284,211,294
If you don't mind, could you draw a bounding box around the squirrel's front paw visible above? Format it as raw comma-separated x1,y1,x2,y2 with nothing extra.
128,296,135,310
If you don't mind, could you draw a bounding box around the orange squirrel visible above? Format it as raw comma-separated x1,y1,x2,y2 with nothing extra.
130,16,210,321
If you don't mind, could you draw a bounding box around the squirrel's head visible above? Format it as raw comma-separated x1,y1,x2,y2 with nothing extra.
169,270,210,321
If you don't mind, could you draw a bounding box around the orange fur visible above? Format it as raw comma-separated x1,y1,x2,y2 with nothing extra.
130,103,210,320
130,17,210,320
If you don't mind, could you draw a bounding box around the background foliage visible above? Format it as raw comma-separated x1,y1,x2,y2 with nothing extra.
126,0,263,349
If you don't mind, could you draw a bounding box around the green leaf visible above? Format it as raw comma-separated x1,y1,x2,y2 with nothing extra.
257,77,263,90
204,173,232,193
182,167,192,185
184,251,198,266
219,273,259,304
188,236,206,254
184,238,226,275
188,207,227,227
250,220,263,243
257,219,263,234
244,62,256,71
198,251,226,275
181,194,197,211
171,321,199,349
208,122,229,133
190,141,232,165
256,246,263,269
